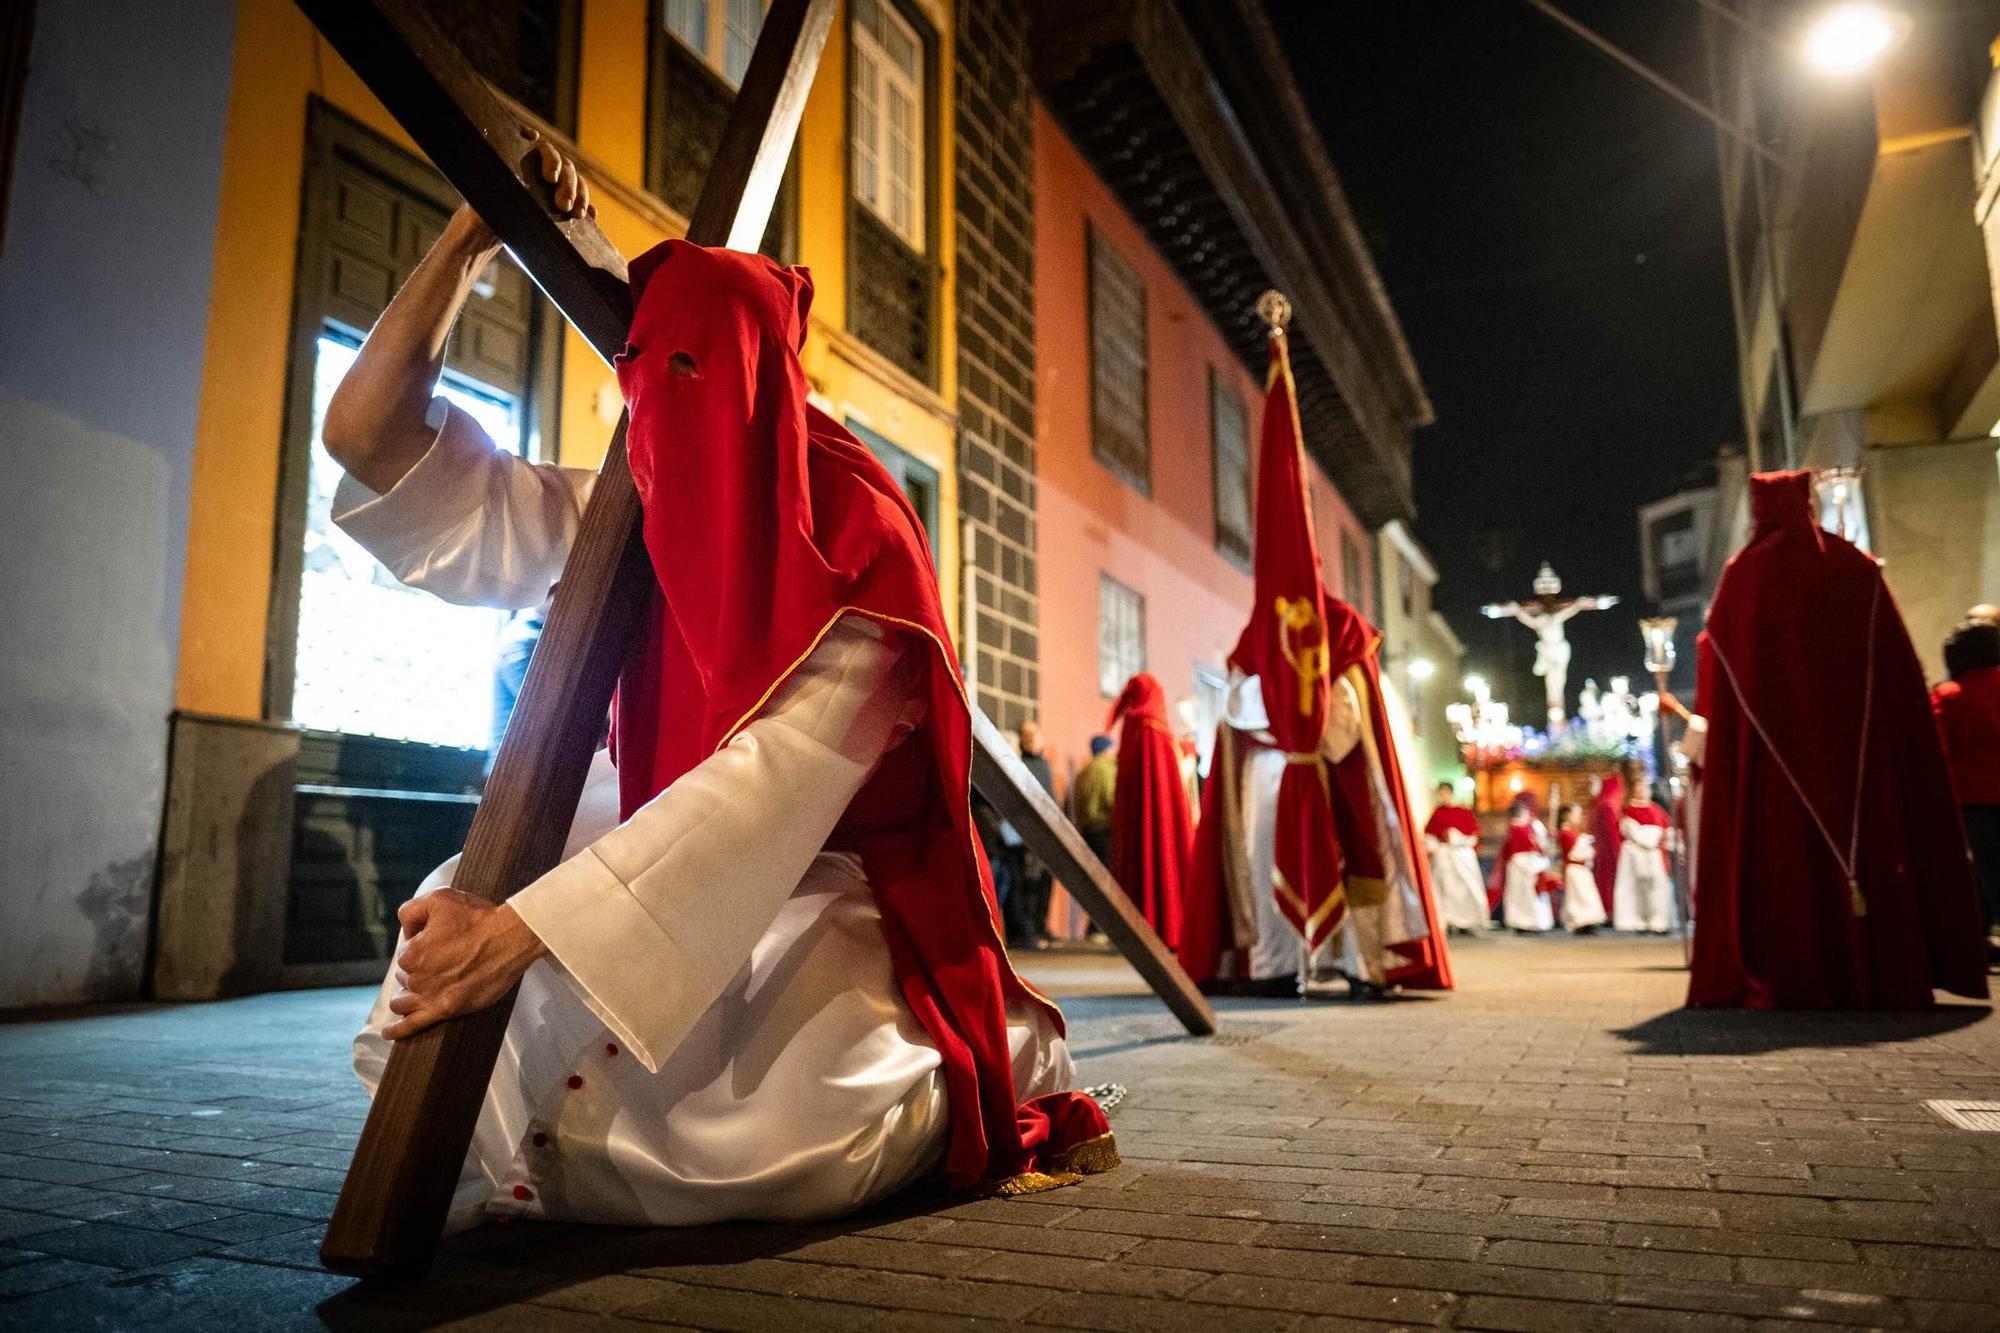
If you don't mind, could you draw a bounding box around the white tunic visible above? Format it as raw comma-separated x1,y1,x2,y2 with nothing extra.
1501,822,1555,932
337,405,1074,1230
1425,826,1487,933
1613,816,1676,933
1560,832,1608,930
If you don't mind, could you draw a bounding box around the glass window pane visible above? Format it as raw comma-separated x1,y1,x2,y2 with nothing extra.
851,43,879,210
1098,575,1145,698
664,0,708,55
293,334,520,750
724,0,762,85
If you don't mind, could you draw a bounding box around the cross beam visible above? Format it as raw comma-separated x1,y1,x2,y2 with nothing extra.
302,0,1211,1280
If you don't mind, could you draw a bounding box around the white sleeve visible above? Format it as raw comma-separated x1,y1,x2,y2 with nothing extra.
331,400,595,609
506,617,924,1072
1681,715,1709,767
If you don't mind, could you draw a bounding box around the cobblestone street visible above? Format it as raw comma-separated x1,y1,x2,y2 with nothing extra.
1,934,1997,1331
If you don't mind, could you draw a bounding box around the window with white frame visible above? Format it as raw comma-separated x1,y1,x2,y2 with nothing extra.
850,0,925,250
1098,575,1147,699
663,0,763,86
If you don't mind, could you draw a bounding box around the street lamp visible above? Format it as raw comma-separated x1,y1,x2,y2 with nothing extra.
1803,5,1909,74
1409,657,1436,682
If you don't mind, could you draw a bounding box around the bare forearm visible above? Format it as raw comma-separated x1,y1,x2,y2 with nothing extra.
322,208,501,494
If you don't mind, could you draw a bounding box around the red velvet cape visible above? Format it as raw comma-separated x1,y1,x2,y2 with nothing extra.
1107,673,1190,947
1590,774,1624,907
613,240,1110,1187
1688,470,1987,1010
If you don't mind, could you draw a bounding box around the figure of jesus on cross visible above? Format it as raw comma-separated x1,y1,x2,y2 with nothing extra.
1483,562,1618,732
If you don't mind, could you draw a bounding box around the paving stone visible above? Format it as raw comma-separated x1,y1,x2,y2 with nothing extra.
1024,1289,1307,1331
13,1219,223,1269
0,1255,122,1298
1186,1272,1457,1322
929,1218,1140,1260
965,1250,1208,1299
3,936,1998,1326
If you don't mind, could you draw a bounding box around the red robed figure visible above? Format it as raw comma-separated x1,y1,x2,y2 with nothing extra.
1227,328,1347,948
1591,772,1624,908
1688,470,1987,1010
613,240,1113,1190
1107,672,1191,947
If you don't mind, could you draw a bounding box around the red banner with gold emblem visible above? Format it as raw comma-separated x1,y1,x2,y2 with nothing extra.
1228,323,1347,947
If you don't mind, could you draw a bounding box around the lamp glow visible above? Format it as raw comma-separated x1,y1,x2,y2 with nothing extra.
1409,657,1436,682
1805,5,1907,73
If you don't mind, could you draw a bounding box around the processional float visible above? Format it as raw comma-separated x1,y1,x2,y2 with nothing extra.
296,0,1211,1280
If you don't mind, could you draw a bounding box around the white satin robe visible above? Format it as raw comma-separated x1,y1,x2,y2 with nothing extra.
1560,832,1608,930
1501,824,1555,932
1425,827,1487,933
335,403,1074,1230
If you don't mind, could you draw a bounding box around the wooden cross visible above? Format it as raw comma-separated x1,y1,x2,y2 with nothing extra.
302,0,1214,1280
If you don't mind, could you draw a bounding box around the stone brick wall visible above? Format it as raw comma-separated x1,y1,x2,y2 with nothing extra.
953,0,1040,733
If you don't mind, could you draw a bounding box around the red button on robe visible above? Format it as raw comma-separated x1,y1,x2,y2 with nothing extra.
1688,470,1988,1010
613,240,1112,1188
1107,673,1192,948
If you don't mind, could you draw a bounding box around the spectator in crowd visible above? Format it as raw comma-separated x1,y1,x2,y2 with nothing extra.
1934,615,2000,962
1006,720,1057,949
1071,735,1117,866
1068,735,1118,943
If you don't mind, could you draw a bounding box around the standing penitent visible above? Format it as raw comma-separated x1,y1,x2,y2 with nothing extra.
1557,803,1607,932
1107,673,1193,948
1424,784,1487,933
1689,470,1987,1009
1495,795,1554,933
1613,778,1675,934
324,158,1112,1233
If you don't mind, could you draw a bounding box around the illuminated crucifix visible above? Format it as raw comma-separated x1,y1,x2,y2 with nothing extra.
1482,562,1619,732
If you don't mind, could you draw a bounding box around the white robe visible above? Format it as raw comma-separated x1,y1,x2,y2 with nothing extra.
1426,827,1487,933
1501,822,1554,932
1560,832,1608,930
1612,815,1675,933
336,404,1074,1230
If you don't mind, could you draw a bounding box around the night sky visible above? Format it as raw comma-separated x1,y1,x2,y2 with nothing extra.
1271,1,1743,718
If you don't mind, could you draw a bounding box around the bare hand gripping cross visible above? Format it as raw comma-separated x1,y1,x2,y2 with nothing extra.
301,0,1212,1280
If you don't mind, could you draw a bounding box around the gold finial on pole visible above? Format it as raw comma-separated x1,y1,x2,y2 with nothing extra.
1256,289,1292,339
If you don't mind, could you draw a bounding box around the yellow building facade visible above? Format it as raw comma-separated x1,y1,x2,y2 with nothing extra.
179,0,959,724
138,0,966,997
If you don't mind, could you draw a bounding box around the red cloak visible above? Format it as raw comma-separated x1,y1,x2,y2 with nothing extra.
1591,773,1624,907
614,240,1112,1189
1424,805,1480,842
1107,674,1191,947
1688,470,1987,1010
